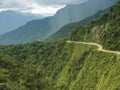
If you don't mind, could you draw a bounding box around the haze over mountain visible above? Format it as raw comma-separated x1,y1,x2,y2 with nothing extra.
0,10,44,35
47,9,108,41
0,0,117,44
0,0,120,90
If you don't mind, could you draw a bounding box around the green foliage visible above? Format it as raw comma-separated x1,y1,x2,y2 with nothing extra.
0,1,120,90
0,40,120,90
47,9,108,41
70,0,120,51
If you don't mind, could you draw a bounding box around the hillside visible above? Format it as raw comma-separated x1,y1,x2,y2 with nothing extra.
70,0,120,51
0,10,43,35
0,40,120,90
47,9,108,41
0,0,116,44
0,0,120,90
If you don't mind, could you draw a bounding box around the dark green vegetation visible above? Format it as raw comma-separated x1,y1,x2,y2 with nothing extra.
70,0,120,51
47,9,108,41
0,40,120,90
0,0,116,44
0,0,120,90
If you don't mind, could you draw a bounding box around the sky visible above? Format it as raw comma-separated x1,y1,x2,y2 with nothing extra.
0,0,88,16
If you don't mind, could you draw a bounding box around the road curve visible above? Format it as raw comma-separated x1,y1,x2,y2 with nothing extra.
66,41,120,55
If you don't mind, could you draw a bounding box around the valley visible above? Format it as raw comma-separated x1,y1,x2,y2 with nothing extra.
0,0,116,44
0,0,120,90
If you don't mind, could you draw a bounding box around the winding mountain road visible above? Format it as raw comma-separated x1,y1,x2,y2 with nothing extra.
66,41,120,55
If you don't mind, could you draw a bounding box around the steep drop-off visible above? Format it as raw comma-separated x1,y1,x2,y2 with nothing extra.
70,0,120,51
47,9,108,41
0,40,120,90
0,0,119,90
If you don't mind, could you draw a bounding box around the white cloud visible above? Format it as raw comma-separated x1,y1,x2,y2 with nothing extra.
0,0,88,16
22,4,65,16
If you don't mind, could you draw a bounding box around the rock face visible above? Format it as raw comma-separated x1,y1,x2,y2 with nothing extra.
0,0,117,44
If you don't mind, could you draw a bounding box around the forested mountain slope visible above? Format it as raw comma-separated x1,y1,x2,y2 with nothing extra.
0,0,116,44
0,0,119,90
47,9,107,41
70,0,120,51
0,40,120,90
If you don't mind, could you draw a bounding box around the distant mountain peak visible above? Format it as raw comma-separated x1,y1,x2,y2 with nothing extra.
0,10,44,35
0,0,117,44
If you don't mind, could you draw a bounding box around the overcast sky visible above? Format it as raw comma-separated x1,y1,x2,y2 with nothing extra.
0,0,88,16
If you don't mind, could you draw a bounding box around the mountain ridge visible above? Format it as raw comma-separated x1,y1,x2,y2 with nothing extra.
47,9,108,41
0,0,119,89
0,0,117,44
0,10,43,35
70,0,120,51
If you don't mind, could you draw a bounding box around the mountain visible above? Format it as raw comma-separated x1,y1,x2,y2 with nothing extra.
47,9,108,41
0,1,120,90
70,0,120,51
0,10,43,35
0,0,117,44
0,40,120,89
